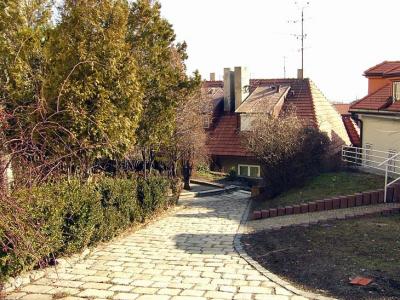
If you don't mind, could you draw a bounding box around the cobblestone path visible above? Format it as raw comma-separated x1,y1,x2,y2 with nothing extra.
5,191,309,300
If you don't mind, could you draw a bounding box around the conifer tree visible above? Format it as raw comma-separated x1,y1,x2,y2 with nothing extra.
127,0,193,175
45,0,142,175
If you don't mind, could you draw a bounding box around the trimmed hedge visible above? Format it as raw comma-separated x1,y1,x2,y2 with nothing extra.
0,175,175,282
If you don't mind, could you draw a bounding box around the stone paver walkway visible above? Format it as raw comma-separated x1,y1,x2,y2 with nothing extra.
5,191,309,300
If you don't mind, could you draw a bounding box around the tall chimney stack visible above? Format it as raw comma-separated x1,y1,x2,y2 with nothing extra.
223,68,234,112
234,66,250,111
297,69,304,79
210,73,216,81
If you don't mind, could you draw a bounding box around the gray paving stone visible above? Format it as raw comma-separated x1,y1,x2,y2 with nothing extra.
5,192,318,300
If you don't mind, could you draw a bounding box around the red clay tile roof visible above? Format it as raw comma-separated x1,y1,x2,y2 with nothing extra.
334,103,351,115
203,80,223,88
350,83,394,111
206,113,252,157
206,78,317,157
342,116,360,147
250,78,317,126
364,61,400,77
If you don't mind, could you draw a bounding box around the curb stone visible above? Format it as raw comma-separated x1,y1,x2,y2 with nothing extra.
2,248,92,293
233,193,337,300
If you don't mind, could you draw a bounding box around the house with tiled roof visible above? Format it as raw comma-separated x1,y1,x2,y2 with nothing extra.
349,61,400,155
203,67,351,178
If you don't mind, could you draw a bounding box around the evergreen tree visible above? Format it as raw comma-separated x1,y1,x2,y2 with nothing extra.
0,0,52,186
127,0,192,175
45,0,142,175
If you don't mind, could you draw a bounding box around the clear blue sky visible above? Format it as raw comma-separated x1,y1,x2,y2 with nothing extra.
159,0,400,102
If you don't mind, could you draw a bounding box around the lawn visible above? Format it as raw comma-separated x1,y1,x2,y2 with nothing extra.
253,171,384,211
242,215,400,300
192,170,228,182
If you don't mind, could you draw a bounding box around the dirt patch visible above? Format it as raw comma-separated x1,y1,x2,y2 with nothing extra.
242,215,400,300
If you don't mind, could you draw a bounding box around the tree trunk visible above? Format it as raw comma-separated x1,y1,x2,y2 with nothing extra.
142,149,147,179
182,159,192,190
0,155,10,196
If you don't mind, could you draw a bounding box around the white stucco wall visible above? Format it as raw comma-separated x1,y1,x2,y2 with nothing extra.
361,114,400,153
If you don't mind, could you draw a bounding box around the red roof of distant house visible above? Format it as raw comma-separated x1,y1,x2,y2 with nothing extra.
203,80,224,88
334,103,350,115
342,116,360,146
206,78,317,157
250,78,317,125
364,61,400,77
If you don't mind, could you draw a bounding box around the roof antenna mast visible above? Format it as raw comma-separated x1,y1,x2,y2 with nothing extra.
290,1,310,75
283,56,286,78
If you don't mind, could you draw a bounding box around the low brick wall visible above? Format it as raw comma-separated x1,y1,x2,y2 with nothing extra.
252,183,400,220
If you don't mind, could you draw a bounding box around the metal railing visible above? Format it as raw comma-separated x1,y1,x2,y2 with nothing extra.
342,146,400,202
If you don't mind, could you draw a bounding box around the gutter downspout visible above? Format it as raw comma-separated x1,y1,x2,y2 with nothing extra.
351,113,363,147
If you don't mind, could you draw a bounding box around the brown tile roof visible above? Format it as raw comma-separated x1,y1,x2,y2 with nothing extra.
202,80,223,88
206,78,317,157
342,116,360,147
350,83,393,111
364,61,400,77
206,113,252,157
334,103,351,115
250,78,317,125
206,78,351,157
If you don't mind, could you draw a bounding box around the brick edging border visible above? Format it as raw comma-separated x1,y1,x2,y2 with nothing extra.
252,184,400,220
233,192,332,300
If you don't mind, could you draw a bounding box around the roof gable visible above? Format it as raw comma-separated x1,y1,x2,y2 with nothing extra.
364,61,400,77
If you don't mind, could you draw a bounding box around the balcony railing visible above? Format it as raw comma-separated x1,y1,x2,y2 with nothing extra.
342,146,400,202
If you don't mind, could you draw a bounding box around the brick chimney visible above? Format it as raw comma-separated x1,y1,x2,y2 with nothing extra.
234,66,250,110
223,68,234,112
297,69,304,79
210,73,216,81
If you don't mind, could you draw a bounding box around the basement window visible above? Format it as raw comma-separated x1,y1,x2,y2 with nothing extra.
238,164,261,178
393,81,400,101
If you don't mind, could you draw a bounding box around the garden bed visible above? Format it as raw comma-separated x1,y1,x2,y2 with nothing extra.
242,215,400,300
252,171,384,212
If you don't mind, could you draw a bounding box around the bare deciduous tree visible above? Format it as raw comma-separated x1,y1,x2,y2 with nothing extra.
242,112,329,196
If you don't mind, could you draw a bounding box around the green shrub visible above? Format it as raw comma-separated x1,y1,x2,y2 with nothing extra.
137,176,170,216
60,180,103,255
95,177,139,241
227,167,237,180
0,175,174,282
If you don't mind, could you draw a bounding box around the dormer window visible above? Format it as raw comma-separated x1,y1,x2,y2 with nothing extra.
393,81,400,101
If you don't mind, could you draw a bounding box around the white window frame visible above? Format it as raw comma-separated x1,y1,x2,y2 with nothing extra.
393,81,400,101
238,164,261,178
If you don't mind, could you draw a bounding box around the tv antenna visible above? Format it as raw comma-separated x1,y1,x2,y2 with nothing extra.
289,1,310,74
283,56,286,78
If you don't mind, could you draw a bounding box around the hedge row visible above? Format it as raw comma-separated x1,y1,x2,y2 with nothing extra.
0,176,177,282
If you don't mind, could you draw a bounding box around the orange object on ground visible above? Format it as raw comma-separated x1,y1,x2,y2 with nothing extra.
350,276,373,286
